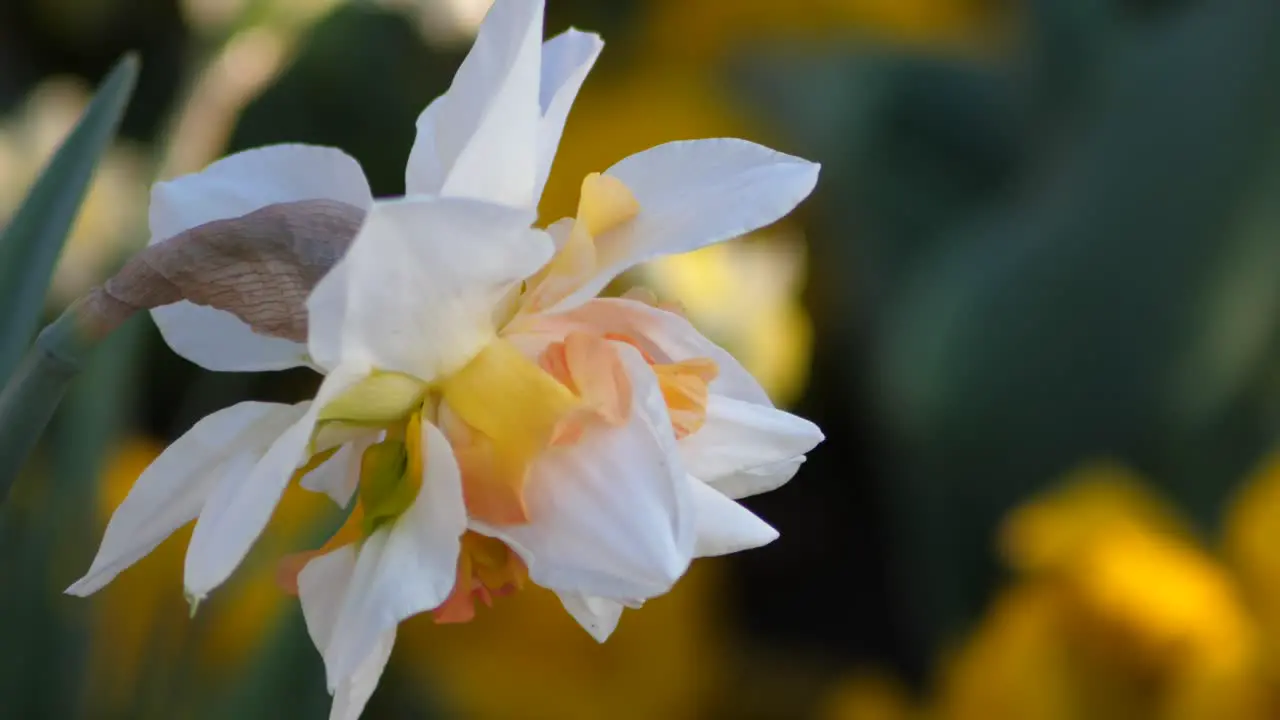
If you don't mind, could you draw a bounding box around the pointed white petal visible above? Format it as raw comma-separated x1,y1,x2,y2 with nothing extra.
554,139,819,309
298,546,396,720
681,394,822,497
309,197,552,380
712,456,807,501
473,346,695,600
558,591,624,643
330,630,395,720
405,0,543,206
689,476,778,557
66,401,302,596
184,368,363,598
403,95,445,195
323,420,465,688
521,298,772,406
149,144,372,371
533,29,603,200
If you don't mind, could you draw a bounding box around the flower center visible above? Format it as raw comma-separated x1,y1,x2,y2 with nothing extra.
438,338,583,524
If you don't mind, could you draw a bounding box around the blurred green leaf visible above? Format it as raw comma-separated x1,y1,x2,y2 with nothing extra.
879,0,1280,649
209,608,332,720
0,311,146,719
739,0,1280,666
0,53,139,384
1021,0,1123,124
227,5,454,197
733,44,1019,311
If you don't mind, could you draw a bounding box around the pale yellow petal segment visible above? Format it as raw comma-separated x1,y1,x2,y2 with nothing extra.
577,172,639,237
316,371,428,426
520,222,597,313
653,358,719,439
515,173,640,315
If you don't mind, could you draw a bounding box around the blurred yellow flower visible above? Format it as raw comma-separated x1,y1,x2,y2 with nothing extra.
935,583,1081,720
933,460,1276,720
396,562,724,720
999,462,1190,574
1222,450,1280,693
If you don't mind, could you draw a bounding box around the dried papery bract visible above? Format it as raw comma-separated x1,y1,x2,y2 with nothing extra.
0,198,365,499
77,198,365,342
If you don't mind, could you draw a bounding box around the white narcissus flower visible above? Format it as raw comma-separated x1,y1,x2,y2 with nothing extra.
70,0,823,718
67,0,600,602
292,24,822,720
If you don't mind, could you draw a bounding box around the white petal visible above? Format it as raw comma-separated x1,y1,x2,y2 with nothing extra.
300,434,377,507
681,394,822,497
298,547,396,720
520,298,772,406
557,591,624,643
554,139,819,310
403,95,445,196
712,457,807,501
323,420,465,688
689,476,778,557
150,304,312,373
149,144,372,371
533,29,603,201
66,401,302,596
473,346,695,600
330,630,395,720
184,368,363,598
299,545,358,654
309,196,552,380
405,0,543,207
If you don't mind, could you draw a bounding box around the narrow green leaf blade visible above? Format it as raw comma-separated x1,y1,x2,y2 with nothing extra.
0,53,140,383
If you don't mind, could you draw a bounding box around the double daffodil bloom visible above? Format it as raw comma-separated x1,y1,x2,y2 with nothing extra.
71,0,822,717
68,0,601,600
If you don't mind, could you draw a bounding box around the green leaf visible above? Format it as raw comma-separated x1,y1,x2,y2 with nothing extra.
730,44,1018,312
0,52,139,384
0,312,145,718
877,0,1280,649
736,0,1280,666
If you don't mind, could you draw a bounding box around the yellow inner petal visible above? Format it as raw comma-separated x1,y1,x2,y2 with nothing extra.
577,172,640,237
440,339,582,524
516,173,640,315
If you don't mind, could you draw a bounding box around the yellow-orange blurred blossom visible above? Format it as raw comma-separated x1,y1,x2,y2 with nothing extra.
934,461,1278,720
